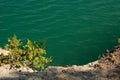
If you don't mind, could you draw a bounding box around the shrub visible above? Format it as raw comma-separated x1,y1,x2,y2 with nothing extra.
118,38,120,44
0,35,52,70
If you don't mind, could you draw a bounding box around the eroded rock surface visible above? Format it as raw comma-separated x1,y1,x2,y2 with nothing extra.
0,46,120,80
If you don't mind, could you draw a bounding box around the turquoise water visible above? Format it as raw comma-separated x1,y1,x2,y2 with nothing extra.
0,0,120,66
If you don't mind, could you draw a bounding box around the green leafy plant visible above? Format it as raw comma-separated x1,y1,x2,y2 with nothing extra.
0,35,52,70
118,38,120,44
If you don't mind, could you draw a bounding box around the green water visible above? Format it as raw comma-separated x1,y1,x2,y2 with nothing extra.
0,0,120,66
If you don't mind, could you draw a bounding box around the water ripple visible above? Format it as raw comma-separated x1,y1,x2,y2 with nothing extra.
0,0,120,66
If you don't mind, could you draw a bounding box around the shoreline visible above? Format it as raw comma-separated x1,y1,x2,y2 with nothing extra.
0,46,120,80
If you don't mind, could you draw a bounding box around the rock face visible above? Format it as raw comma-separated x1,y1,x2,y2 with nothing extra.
0,64,34,79
0,46,120,80
0,48,9,56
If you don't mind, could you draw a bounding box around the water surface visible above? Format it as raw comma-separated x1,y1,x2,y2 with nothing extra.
0,0,120,66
